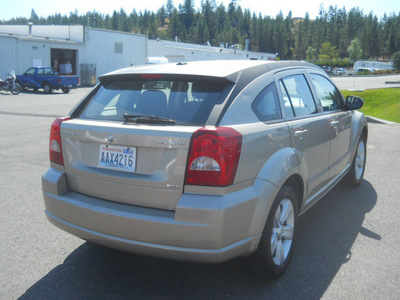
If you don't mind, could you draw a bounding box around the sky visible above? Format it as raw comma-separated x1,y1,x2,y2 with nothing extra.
0,0,399,21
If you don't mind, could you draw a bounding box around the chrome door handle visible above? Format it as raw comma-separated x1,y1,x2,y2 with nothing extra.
330,120,340,135
330,121,340,127
294,129,308,139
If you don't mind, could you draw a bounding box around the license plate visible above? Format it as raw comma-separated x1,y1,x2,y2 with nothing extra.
99,144,137,172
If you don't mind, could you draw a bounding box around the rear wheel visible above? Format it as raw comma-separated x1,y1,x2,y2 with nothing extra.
62,88,70,93
253,185,298,279
11,83,22,95
43,84,52,94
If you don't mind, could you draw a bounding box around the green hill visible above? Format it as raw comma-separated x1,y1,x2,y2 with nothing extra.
341,89,400,123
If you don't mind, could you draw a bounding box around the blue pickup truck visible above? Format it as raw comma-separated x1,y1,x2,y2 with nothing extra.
16,67,79,93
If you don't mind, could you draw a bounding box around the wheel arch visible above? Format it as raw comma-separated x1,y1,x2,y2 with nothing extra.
348,112,368,165
256,146,305,210
282,174,304,212
361,125,368,140
248,149,305,238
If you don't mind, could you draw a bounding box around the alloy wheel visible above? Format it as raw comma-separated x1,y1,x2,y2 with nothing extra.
270,198,295,265
355,140,366,181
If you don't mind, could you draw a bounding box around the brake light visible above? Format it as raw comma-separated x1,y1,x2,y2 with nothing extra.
49,116,71,165
139,74,162,79
185,127,242,187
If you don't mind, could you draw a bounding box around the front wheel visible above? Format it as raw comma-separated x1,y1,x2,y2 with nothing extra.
252,185,298,279
344,134,367,187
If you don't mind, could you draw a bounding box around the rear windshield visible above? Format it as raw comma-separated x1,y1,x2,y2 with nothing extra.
79,79,229,125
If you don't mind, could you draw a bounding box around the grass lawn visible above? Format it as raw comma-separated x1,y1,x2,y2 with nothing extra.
341,88,400,123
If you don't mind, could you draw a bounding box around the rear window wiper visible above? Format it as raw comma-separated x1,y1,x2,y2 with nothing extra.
123,113,176,124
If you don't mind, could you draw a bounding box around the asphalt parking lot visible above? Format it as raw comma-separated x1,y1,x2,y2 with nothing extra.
1,87,400,299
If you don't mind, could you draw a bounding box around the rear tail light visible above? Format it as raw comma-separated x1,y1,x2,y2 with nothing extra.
49,116,70,165
185,127,242,187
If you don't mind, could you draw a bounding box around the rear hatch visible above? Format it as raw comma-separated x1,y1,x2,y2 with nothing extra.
61,75,232,210
62,121,194,210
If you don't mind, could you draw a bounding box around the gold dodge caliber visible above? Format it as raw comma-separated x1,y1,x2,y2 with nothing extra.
42,60,367,279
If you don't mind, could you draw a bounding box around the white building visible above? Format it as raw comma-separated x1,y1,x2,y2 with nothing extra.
0,24,276,85
147,39,276,63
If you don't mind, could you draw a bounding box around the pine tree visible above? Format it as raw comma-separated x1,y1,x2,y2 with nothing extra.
2,2,399,62
29,9,39,23
166,0,174,18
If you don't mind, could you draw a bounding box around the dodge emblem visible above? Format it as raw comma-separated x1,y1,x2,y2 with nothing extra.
107,134,115,143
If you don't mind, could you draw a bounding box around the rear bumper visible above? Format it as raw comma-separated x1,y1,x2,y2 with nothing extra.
42,168,277,263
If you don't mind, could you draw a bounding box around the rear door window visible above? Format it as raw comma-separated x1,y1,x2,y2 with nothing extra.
79,79,229,126
279,80,295,118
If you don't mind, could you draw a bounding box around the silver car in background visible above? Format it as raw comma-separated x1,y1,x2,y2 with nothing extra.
42,60,367,279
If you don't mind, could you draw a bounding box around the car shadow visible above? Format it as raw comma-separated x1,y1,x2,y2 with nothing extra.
20,180,377,299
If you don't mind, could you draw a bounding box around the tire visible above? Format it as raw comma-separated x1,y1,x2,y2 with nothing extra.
43,84,52,94
62,88,70,93
344,134,367,187
11,83,21,95
252,185,298,279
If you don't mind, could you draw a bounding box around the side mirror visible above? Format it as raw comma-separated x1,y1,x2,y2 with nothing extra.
346,95,364,110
